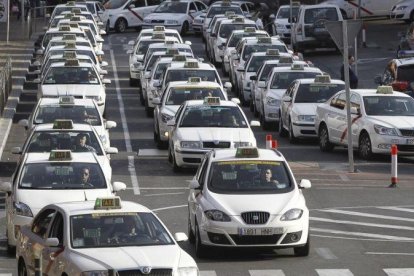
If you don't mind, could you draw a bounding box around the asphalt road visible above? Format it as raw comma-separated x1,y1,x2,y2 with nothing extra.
0,19,414,276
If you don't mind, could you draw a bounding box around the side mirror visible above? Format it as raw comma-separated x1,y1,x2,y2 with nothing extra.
144,72,151,79
128,4,135,9
96,50,105,56
0,182,12,192
152,97,161,105
99,69,108,75
189,179,201,189
45,238,60,247
45,13,50,18
98,22,104,27
350,106,360,115
128,40,135,46
106,147,118,154
236,66,244,72
258,81,266,88
18,119,29,128
299,179,312,189
184,40,192,46
231,98,240,105
250,75,257,81
206,28,211,33
101,61,108,67
33,78,41,84
269,14,276,20
174,232,188,242
282,96,292,102
11,147,22,154
224,82,232,89
127,49,133,54
112,181,127,192
105,120,117,129
250,120,260,127
167,119,176,126
374,74,382,85
102,79,111,84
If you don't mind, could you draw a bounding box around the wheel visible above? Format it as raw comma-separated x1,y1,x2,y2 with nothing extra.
18,259,28,276
181,21,189,36
278,113,288,137
171,146,181,172
294,234,310,257
358,132,373,160
195,220,209,258
288,119,297,144
129,78,138,87
318,124,334,152
188,212,195,244
115,18,127,33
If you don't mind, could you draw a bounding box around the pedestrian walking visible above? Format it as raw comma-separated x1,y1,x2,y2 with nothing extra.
340,55,358,89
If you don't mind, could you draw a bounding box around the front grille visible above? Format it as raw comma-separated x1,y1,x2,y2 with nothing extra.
396,145,414,151
203,141,231,148
118,269,172,276
300,129,316,135
241,212,269,225
152,20,164,23
207,232,231,244
400,129,414,137
230,234,282,245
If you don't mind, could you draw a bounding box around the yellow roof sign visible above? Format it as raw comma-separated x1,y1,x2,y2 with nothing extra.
94,197,122,210
49,150,72,161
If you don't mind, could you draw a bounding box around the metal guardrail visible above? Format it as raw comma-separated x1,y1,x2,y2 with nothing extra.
0,57,12,117
29,5,54,39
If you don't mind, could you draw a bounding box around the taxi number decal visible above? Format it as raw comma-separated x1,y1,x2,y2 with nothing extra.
91,212,135,218
217,161,280,165
102,198,115,207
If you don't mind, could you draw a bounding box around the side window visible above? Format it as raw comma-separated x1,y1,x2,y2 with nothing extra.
48,211,64,246
197,154,210,186
132,0,146,8
240,3,248,13
195,154,207,180
330,92,346,110
195,2,206,11
32,209,56,239
189,2,196,12
147,0,161,6
350,94,361,113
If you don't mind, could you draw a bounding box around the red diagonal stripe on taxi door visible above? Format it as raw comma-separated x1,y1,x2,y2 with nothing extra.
128,8,144,21
340,114,362,143
347,1,374,15
45,247,65,274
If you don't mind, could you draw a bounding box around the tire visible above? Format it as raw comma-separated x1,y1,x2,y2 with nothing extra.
319,124,334,152
195,220,209,258
115,18,127,33
358,132,373,160
171,146,181,172
278,113,288,137
288,119,297,144
294,234,310,257
188,212,195,244
18,259,28,276
129,78,138,87
181,21,189,36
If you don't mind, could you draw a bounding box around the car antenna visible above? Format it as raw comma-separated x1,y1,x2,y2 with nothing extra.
84,191,88,201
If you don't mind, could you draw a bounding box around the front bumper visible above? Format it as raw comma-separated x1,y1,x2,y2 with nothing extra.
371,135,414,154
291,122,317,138
175,148,210,167
264,104,280,122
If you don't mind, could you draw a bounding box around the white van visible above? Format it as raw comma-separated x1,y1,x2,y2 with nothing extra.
323,0,401,18
103,0,165,33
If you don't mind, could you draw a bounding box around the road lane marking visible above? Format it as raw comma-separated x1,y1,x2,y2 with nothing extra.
249,270,286,276
144,192,185,197
318,209,414,222
316,269,353,276
151,204,187,212
311,227,414,241
314,248,338,259
199,271,217,276
110,49,140,195
384,269,414,276
365,252,414,256
377,207,414,213
310,217,414,230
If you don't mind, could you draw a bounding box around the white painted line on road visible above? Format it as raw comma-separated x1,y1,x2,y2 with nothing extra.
310,205,414,211
124,187,188,190
199,271,217,276
316,269,353,276
312,233,413,242
339,174,350,181
110,49,140,195
249,269,286,276
152,204,187,212
0,273,12,276
365,252,414,256
319,209,414,222
377,207,414,213
384,268,414,276
139,149,168,157
311,227,414,241
0,119,13,161
310,217,414,230
314,248,337,259
144,192,185,197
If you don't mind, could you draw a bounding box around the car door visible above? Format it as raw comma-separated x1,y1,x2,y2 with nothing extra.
97,2,109,24
326,92,347,144
349,93,363,147
42,211,65,276
189,153,210,228
281,81,296,128
127,0,146,27
143,0,162,19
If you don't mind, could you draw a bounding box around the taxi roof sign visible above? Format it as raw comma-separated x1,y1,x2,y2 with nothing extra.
152,33,165,40
165,40,176,45
165,48,179,55
266,49,280,56
172,55,187,62
153,26,165,31
291,63,304,70
377,85,393,94
232,17,245,23
244,27,256,33
63,51,77,59
69,23,79,28
72,8,81,13
62,34,76,41
236,147,259,158
188,77,201,83
53,119,74,129
257,37,271,44
64,58,80,66
59,96,75,105
49,150,72,161
184,61,199,68
70,16,82,21
224,11,235,16
59,25,71,32
94,196,122,210
64,14,73,18
204,97,220,105
278,56,293,64
314,75,331,83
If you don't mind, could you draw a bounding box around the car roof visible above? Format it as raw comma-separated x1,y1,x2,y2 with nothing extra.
297,78,345,85
25,151,99,164
347,89,411,97
185,99,237,107
210,148,286,162
271,66,322,73
242,37,285,45
38,97,96,106
167,80,222,88
168,61,215,69
33,123,95,131
49,61,94,68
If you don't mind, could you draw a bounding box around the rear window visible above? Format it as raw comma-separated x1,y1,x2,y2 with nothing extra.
304,7,338,24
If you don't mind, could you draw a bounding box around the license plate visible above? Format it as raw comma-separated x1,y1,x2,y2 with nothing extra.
407,139,414,145
238,227,283,236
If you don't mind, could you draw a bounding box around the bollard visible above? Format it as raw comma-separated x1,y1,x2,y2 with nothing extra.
272,140,278,149
266,135,272,149
34,258,41,276
389,145,398,188
362,23,367,48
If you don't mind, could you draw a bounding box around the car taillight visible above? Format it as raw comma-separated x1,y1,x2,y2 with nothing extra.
392,81,409,91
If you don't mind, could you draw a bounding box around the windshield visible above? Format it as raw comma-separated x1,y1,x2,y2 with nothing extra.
136,40,164,55
397,65,414,82
154,63,169,80
180,105,247,128
271,72,320,89
145,47,192,61
34,105,101,126
46,50,97,64
42,32,85,48
228,33,268,47
207,6,243,18
219,24,256,39
154,2,187,13
44,67,99,85
165,87,224,105
363,96,414,116
71,213,174,248
141,32,182,42
19,162,106,189
304,7,338,24
165,69,219,84
52,6,88,17
27,131,104,155
277,7,299,19
247,56,277,72
242,44,287,61
259,64,279,81
295,83,345,103
208,161,293,194
104,0,127,9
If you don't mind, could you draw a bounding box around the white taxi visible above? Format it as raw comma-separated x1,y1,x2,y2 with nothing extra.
273,5,299,43
258,64,322,130
35,59,110,115
188,147,311,257
0,150,126,250
143,0,207,35
16,197,199,275
48,2,89,21
167,97,259,171
153,78,228,148
279,75,345,143
315,86,414,159
39,25,88,53
128,25,184,45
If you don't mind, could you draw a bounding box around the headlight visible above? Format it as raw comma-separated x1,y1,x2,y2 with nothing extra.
14,202,33,217
144,19,151,23
234,142,252,147
205,210,231,222
176,267,199,276
81,272,108,276
397,5,407,10
374,124,398,136
276,23,285,28
297,115,315,122
280,209,303,221
161,112,173,123
266,97,280,106
180,141,202,149
165,20,178,24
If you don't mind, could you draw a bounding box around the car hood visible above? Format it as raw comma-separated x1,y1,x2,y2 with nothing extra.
266,89,286,100
394,0,414,7
177,128,256,145
145,13,185,20
41,84,102,97
292,103,318,115
206,190,299,215
369,116,414,128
